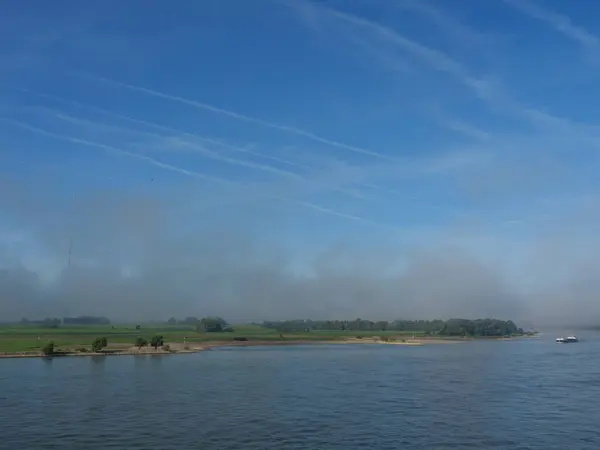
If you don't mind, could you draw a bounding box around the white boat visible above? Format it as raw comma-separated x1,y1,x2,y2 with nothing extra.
556,336,578,343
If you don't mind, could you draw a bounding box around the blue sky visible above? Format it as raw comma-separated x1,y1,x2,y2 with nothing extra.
2,0,600,322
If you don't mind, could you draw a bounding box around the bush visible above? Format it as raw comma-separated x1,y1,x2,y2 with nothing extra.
233,337,248,341
91,337,108,352
42,341,55,356
135,337,148,349
196,317,228,332
163,344,171,352
150,335,164,350
76,347,89,353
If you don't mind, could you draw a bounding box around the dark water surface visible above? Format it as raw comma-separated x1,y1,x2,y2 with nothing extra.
3,336,600,449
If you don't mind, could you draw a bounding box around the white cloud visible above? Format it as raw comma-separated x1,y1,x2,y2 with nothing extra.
503,0,599,50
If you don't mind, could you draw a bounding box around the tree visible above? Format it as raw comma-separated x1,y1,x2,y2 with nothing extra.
42,318,61,329
197,317,227,332
167,317,177,325
135,324,141,330
374,321,388,331
91,337,108,352
63,316,110,325
150,335,164,350
42,341,55,356
135,337,148,349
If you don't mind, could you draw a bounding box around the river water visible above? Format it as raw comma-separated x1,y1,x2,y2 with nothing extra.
2,336,600,449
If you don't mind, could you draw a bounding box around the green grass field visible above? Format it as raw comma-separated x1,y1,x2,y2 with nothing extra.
0,323,424,353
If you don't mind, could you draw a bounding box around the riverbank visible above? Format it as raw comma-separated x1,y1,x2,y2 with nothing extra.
0,336,475,359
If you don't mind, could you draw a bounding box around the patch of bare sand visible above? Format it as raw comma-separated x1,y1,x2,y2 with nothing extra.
0,337,469,359
337,337,466,345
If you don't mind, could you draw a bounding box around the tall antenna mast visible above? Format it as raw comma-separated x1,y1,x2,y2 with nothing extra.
67,194,74,267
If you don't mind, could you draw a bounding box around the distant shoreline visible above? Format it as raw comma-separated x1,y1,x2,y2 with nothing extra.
0,336,511,359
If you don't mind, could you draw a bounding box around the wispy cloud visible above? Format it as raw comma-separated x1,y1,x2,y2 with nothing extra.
503,0,600,50
17,88,485,205
5,0,600,325
0,117,228,184
47,109,310,182
440,119,491,142
17,88,314,171
74,72,397,161
283,0,598,137
319,5,483,91
18,93,377,202
392,0,497,50
0,117,407,233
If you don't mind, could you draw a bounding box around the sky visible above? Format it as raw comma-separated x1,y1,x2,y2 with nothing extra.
2,0,600,325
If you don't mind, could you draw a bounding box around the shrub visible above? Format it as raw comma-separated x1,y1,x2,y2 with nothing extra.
135,337,148,349
42,341,55,356
91,337,108,352
163,344,171,352
76,347,89,353
150,335,164,350
233,337,248,341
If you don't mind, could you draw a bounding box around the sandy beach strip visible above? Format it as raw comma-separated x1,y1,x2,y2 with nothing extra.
0,336,472,359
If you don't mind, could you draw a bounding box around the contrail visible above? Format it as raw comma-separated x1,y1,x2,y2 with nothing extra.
48,108,376,201
72,72,396,161
0,117,232,184
50,110,308,182
16,89,470,215
24,88,469,204
0,118,404,232
16,88,314,171
18,89,372,201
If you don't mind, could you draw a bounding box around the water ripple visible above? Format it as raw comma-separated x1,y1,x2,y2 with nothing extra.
2,340,600,449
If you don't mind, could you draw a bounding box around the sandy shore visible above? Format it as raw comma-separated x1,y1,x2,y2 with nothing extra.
0,336,471,359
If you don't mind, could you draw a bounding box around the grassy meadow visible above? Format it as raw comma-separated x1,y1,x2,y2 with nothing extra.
0,323,424,354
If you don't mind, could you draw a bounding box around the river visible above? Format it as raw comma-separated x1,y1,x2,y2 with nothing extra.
2,336,600,449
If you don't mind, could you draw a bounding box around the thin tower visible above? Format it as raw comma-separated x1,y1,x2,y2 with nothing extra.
67,194,74,267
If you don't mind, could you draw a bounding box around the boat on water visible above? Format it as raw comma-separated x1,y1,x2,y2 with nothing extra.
556,336,579,343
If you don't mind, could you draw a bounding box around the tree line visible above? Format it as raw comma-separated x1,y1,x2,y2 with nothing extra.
167,316,233,333
21,316,110,328
262,318,523,337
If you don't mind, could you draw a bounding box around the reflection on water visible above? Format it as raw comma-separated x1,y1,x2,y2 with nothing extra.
2,338,600,449
90,355,106,365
